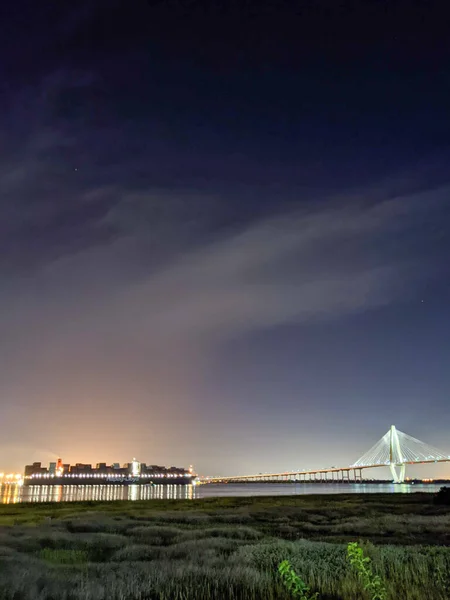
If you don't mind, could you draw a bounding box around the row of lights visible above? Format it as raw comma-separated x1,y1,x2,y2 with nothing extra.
29,472,193,479
0,473,23,484
362,455,445,466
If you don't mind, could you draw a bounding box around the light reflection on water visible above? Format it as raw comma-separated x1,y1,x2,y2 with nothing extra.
1,484,195,504
0,482,443,504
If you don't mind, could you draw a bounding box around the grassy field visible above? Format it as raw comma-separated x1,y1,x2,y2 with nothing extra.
0,492,449,599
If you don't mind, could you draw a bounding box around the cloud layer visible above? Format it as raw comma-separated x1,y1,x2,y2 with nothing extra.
1,73,449,475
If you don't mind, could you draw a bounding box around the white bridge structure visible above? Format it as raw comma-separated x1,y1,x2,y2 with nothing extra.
202,425,450,485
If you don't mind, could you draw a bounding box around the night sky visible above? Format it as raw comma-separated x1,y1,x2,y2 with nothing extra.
1,1,449,478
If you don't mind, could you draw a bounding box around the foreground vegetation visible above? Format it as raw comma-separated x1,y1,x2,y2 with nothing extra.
0,492,449,599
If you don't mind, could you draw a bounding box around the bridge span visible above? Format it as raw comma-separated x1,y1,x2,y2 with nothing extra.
201,425,450,485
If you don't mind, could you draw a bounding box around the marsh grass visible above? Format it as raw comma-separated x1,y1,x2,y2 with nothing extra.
0,494,448,599
38,548,89,564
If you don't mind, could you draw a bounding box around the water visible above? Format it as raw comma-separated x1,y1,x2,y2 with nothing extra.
1,482,443,504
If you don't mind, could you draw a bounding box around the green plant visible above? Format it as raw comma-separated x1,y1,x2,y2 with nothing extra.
278,560,319,599
347,542,387,600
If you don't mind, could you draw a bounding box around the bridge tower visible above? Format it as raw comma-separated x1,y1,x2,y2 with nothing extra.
389,425,406,483
352,424,448,484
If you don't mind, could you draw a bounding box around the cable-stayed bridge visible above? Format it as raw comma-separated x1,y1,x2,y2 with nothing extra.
201,425,450,485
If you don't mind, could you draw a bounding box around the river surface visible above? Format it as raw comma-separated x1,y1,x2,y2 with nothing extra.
0,482,443,504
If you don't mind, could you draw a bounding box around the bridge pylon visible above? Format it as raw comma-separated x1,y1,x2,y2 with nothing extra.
353,424,448,484
389,425,406,483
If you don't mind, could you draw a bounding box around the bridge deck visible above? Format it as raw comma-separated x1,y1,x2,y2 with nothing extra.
201,459,450,483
